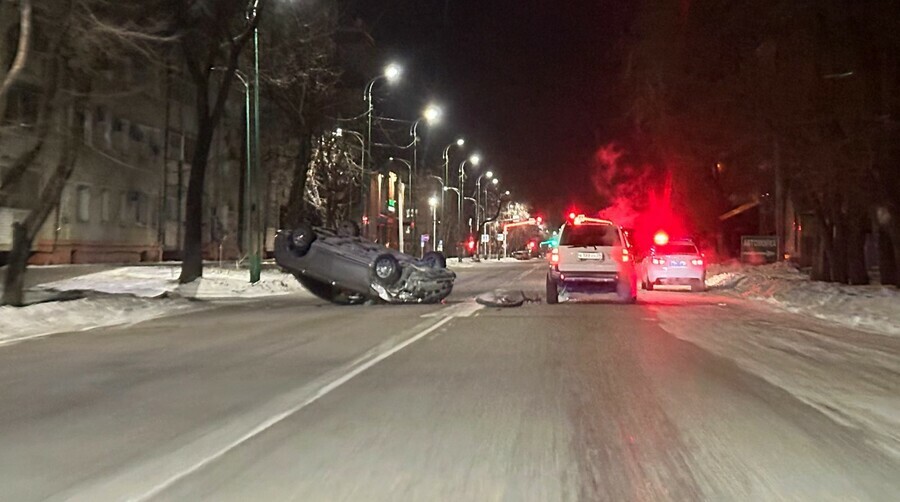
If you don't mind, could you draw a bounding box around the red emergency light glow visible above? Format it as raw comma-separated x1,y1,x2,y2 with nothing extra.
467,240,476,250
653,231,669,246
568,212,577,220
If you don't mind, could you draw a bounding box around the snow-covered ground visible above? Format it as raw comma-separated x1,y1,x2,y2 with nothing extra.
650,262,900,459
448,257,529,268
706,262,900,336
655,291,900,460
38,265,309,299
0,296,199,346
0,265,310,346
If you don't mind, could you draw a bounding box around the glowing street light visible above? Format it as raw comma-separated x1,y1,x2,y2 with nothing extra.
361,61,403,237
422,104,443,125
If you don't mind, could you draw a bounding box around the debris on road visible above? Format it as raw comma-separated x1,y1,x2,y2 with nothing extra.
475,290,542,307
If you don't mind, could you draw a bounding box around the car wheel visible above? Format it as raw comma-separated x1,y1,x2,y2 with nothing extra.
617,280,637,304
645,280,655,291
372,254,402,286
691,280,706,293
546,275,559,305
290,224,316,256
421,251,448,269
337,220,361,238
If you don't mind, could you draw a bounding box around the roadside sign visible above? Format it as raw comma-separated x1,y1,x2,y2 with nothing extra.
741,235,777,264
421,234,430,243
496,234,505,242
481,234,490,243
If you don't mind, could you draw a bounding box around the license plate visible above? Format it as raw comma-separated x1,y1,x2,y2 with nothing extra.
670,260,686,267
578,252,603,260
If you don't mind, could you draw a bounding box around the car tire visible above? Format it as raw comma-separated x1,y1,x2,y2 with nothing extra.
290,224,316,256
337,220,361,238
421,251,448,269
372,254,402,286
546,275,559,305
645,280,654,291
691,280,706,293
617,280,637,304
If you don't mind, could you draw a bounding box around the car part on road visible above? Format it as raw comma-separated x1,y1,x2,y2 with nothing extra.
275,222,455,305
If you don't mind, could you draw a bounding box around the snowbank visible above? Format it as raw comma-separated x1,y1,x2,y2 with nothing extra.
706,262,900,336
38,266,309,300
0,266,310,346
0,296,198,346
448,257,530,269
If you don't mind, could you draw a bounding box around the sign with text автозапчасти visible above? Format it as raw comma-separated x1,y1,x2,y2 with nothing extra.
741,235,777,264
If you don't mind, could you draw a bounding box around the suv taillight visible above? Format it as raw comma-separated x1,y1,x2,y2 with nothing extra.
550,249,560,264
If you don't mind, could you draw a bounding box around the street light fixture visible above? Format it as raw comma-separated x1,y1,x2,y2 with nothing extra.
409,103,442,256
474,170,495,238
458,154,482,252
441,138,466,244
362,61,402,237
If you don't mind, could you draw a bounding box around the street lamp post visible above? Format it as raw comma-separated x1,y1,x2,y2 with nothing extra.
212,67,251,267
409,104,442,252
427,174,445,250
474,170,493,239
441,138,465,245
457,155,480,256
388,157,412,253
362,63,401,237
428,196,438,252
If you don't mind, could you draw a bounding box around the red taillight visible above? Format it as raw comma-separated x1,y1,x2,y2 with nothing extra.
621,248,630,262
652,257,665,265
550,250,560,264
691,258,704,266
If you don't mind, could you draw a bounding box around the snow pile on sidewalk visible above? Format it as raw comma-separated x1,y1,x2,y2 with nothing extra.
0,296,198,346
39,266,309,300
706,262,900,336
449,257,528,269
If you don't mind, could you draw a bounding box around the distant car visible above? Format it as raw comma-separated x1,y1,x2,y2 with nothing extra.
640,238,706,292
274,221,456,304
546,215,637,304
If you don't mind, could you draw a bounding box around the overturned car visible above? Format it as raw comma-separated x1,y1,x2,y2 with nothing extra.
274,222,456,304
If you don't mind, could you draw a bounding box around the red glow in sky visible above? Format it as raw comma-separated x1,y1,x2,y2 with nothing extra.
592,144,690,250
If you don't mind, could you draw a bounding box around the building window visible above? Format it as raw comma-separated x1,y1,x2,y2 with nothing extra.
100,189,111,222
119,191,129,225
76,185,91,222
2,86,40,125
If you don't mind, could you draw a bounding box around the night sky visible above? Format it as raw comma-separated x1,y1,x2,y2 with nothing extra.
345,0,634,221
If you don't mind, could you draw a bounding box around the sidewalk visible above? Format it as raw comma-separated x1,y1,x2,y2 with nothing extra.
0,263,310,346
706,262,900,336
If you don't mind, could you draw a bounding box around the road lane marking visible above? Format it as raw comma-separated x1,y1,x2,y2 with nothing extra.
514,267,537,281
62,304,470,502
421,301,484,318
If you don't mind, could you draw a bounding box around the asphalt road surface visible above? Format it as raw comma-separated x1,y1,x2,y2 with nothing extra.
1,261,898,501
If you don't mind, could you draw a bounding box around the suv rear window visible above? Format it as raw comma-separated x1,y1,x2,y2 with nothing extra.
655,244,698,255
560,224,621,247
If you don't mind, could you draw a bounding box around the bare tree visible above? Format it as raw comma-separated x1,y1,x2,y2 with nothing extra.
0,0,31,120
156,0,268,283
305,132,360,227
259,0,341,230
